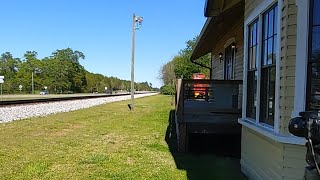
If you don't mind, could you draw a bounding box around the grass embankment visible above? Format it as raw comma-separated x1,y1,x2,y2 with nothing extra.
0,95,244,179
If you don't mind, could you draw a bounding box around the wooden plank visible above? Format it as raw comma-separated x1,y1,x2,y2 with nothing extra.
241,127,283,179
187,122,241,134
175,79,184,123
177,123,187,152
183,79,243,84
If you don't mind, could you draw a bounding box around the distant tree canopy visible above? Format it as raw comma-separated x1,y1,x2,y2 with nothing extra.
0,48,152,94
159,36,211,94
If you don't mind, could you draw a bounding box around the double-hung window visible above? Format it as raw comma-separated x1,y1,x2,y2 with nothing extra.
245,3,278,127
260,5,278,125
247,21,259,119
307,0,320,111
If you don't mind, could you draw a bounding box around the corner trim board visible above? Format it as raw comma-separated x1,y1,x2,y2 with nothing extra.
292,0,310,117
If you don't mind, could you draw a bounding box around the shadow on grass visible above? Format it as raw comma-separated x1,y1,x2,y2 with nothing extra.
165,110,245,180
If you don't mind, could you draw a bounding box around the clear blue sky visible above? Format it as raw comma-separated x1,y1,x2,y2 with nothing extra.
0,0,206,88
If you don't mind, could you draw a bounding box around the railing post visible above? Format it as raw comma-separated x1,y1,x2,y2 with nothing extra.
175,79,184,123
175,79,181,116
205,88,209,102
175,79,188,152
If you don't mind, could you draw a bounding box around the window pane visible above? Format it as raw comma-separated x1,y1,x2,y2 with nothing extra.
311,63,320,93
247,70,258,119
248,21,258,70
252,46,257,69
249,48,252,69
260,66,276,126
267,38,273,65
311,27,320,61
255,23,259,45
256,46,259,68
263,14,268,40
253,23,257,45
314,0,320,25
274,5,278,34
310,63,320,110
312,63,320,79
273,35,278,64
249,26,253,47
268,10,274,38
263,40,268,66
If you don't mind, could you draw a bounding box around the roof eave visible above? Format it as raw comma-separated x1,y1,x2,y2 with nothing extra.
204,0,242,17
190,17,215,61
191,1,244,61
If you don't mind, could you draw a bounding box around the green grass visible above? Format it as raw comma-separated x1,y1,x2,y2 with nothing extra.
0,95,244,179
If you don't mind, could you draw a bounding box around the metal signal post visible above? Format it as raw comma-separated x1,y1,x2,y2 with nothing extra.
130,13,143,110
0,76,4,100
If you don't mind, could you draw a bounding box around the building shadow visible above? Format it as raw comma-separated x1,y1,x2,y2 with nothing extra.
165,110,245,180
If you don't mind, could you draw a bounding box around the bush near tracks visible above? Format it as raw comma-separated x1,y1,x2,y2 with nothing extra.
160,84,175,95
0,95,244,179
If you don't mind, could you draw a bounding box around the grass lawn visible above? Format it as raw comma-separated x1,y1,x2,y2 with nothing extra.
0,95,245,179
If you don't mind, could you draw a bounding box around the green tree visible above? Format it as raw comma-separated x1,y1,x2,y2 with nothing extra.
0,48,153,94
160,36,211,88
0,52,21,93
173,38,210,79
16,51,44,93
49,48,86,93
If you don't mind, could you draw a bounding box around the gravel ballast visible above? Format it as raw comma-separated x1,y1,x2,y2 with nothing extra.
0,93,158,123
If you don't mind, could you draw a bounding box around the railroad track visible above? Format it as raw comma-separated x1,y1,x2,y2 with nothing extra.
0,92,144,107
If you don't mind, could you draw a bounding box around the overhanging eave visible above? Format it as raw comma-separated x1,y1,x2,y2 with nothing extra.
191,1,244,61
204,0,243,17
190,17,216,61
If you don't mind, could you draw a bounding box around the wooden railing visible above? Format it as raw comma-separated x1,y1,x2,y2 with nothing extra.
175,79,243,123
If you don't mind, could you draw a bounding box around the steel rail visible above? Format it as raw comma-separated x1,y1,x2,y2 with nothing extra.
0,93,141,107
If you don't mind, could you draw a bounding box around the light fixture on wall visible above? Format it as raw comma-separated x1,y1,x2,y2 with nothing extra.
219,52,223,63
231,42,237,52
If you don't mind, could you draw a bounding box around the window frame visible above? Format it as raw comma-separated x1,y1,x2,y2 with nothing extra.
246,20,259,120
259,4,278,126
242,0,281,132
306,0,320,112
292,0,309,118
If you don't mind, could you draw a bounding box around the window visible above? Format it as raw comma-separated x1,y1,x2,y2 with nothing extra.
307,0,320,111
260,4,278,125
224,44,235,80
244,3,278,127
247,20,259,119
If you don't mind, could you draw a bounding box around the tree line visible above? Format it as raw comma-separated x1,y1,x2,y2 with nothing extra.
0,48,152,94
159,37,211,94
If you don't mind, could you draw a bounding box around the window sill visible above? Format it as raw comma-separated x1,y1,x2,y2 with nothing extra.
238,118,306,145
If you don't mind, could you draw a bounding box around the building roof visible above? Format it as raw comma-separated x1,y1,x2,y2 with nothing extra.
191,1,244,61
204,0,242,17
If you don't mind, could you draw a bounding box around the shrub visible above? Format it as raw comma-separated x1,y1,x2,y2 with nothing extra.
160,84,175,95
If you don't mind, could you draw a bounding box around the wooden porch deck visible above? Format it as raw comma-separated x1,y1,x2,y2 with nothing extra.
183,100,241,134
175,79,243,152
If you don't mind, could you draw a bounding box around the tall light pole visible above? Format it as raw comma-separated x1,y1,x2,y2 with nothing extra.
32,71,34,94
130,13,143,110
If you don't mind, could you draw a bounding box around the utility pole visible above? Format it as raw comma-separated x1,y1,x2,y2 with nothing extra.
0,83,2,100
0,76,4,100
131,13,136,110
130,13,143,110
32,71,34,94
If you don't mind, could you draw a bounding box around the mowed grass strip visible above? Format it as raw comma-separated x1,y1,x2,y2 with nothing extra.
0,95,244,180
